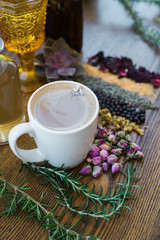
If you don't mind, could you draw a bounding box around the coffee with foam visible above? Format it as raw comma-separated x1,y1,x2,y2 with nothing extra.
32,82,96,131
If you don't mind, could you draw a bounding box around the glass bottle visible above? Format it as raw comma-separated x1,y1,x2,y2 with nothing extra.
0,39,25,145
46,0,83,52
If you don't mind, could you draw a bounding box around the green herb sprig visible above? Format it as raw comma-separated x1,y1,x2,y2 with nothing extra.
0,172,98,240
118,0,160,47
21,162,141,221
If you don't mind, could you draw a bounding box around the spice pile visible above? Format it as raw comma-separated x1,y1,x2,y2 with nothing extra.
99,108,144,135
88,51,160,87
83,63,154,96
80,124,143,178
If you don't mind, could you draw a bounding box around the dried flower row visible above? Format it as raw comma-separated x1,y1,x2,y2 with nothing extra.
98,108,144,135
75,75,158,110
80,124,143,178
83,63,154,96
88,52,160,87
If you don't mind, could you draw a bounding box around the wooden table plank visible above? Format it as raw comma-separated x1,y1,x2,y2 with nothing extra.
0,0,160,239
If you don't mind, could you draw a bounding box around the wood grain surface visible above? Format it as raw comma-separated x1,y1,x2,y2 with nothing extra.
0,1,160,240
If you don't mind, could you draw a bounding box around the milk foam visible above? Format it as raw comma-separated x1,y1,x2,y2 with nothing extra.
32,83,96,131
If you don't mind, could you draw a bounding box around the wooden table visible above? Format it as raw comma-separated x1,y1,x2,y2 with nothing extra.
0,1,160,239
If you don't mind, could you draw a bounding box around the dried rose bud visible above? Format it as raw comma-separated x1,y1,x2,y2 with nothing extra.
89,145,100,157
116,131,125,138
111,163,122,174
80,165,92,175
99,142,111,151
107,125,115,131
97,123,103,129
135,151,144,159
130,143,141,151
108,134,116,143
98,128,107,138
94,139,104,146
125,134,131,142
100,149,108,161
117,139,128,149
107,154,118,164
93,156,102,165
127,148,135,158
102,162,109,172
111,148,122,155
86,155,93,164
92,166,102,178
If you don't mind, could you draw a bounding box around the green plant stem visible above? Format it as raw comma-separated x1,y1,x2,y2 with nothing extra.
118,0,160,47
0,176,99,240
21,162,141,221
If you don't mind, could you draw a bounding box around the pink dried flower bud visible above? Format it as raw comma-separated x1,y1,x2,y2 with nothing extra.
86,155,93,163
107,134,116,143
102,162,109,172
98,128,108,138
99,142,111,151
80,165,92,175
107,154,118,164
117,139,128,149
92,166,102,178
97,123,103,129
111,148,122,155
111,163,122,174
107,125,115,131
135,151,144,159
92,156,102,165
116,131,125,138
130,143,141,151
100,149,108,161
127,148,136,158
89,145,100,157
94,139,104,146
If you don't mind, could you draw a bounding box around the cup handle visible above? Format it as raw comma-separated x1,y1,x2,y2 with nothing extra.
8,122,45,163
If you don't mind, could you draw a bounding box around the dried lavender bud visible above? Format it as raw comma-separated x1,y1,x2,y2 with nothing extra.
92,166,102,178
111,148,122,155
100,149,108,161
116,131,125,138
89,145,100,157
92,156,102,165
107,134,116,143
107,154,118,164
86,156,93,164
130,143,141,151
127,148,136,158
111,163,122,174
117,139,129,149
135,151,144,159
99,142,112,151
80,165,92,175
94,139,104,146
102,162,109,172
125,134,131,142
98,128,108,138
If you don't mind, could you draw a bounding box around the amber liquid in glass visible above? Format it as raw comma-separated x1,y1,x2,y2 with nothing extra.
0,54,25,144
0,0,47,54
0,0,48,93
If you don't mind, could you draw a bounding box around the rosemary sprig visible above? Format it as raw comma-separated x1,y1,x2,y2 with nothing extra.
118,0,160,47
0,174,99,240
21,162,141,221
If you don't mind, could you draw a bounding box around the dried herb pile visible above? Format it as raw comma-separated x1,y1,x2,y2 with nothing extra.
88,52,160,87
75,75,158,110
99,108,144,135
80,124,143,178
83,63,154,96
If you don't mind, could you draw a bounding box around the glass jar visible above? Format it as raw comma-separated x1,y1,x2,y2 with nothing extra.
0,39,25,144
46,0,83,52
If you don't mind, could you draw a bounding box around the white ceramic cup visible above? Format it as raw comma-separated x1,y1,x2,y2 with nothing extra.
8,81,99,168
